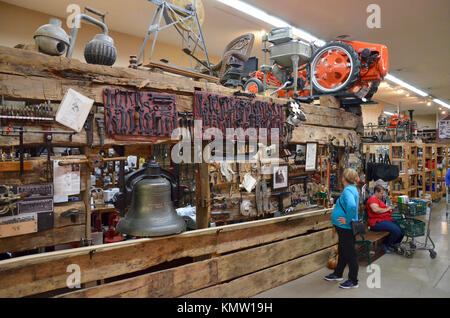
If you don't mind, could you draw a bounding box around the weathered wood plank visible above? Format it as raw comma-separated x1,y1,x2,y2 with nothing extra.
0,155,88,190
57,228,335,298
290,124,361,145
0,208,331,297
183,247,333,298
217,228,336,282
0,224,85,254
53,201,86,228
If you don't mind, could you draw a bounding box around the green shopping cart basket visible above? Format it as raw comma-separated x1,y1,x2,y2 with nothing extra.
397,199,427,216
397,218,426,237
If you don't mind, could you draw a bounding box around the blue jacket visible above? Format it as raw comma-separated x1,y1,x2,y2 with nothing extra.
331,185,359,230
445,168,450,186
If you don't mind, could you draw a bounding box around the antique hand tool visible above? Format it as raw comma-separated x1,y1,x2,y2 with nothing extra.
84,111,94,148
58,154,127,169
120,108,128,134
95,117,105,147
112,115,120,134
127,108,135,134
144,112,152,135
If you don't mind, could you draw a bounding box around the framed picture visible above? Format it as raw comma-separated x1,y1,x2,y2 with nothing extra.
305,142,318,171
273,165,288,189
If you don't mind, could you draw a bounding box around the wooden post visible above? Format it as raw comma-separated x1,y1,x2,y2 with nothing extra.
82,146,91,241
196,140,210,229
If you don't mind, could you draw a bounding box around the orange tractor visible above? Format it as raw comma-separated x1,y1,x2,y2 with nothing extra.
244,27,389,104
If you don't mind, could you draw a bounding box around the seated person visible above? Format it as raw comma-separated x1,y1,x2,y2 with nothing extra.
366,185,404,253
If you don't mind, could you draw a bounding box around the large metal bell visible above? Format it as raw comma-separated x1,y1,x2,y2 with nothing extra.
116,158,186,237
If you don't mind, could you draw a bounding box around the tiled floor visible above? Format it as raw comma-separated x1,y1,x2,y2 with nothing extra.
255,201,450,298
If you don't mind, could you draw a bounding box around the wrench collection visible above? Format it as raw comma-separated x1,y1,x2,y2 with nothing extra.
103,89,177,137
193,92,284,140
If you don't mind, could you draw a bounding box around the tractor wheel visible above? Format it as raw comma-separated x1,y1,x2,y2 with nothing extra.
310,41,361,94
244,78,264,94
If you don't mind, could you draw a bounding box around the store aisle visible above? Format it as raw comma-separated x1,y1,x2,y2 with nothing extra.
255,201,450,298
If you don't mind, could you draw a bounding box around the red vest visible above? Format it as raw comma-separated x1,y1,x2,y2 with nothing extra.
366,195,393,227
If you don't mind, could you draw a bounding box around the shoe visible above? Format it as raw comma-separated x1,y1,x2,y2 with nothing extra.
381,244,391,254
339,280,359,289
324,273,344,281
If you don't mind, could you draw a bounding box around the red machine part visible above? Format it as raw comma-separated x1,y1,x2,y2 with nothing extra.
246,39,389,99
388,113,410,128
104,210,124,243
312,46,353,91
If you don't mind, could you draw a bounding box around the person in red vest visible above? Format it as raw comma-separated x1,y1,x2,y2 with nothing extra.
366,185,404,253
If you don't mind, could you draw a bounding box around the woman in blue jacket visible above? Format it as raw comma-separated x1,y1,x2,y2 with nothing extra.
325,168,360,289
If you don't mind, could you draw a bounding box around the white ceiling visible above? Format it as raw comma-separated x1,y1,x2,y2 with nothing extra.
3,0,449,116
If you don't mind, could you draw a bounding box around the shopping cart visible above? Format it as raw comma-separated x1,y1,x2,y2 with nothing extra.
394,198,437,259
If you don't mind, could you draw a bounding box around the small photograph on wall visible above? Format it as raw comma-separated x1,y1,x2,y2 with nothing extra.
273,165,288,189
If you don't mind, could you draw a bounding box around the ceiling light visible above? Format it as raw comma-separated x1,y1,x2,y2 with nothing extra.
396,89,404,94
216,0,326,46
433,98,450,109
385,74,429,97
384,111,394,116
406,93,410,97
442,111,446,115
427,101,432,106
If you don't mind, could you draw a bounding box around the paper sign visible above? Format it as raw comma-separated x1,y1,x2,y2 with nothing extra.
305,142,317,171
53,159,80,196
55,88,94,132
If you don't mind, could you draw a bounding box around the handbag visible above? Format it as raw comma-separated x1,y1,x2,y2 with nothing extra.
338,197,366,236
366,153,399,182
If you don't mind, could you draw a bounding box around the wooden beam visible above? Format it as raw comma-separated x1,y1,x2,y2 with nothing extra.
57,228,335,298
0,224,85,254
196,142,210,229
183,247,333,298
0,208,331,297
290,124,361,146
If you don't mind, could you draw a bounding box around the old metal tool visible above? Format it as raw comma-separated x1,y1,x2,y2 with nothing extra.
127,108,135,134
84,111,94,148
95,117,105,147
58,154,127,169
0,185,30,216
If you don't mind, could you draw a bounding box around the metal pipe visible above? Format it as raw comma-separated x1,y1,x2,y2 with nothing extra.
270,81,292,96
66,14,109,58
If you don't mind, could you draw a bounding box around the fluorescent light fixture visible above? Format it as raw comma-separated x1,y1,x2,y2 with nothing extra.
216,0,326,45
384,111,394,116
433,98,450,109
385,74,429,97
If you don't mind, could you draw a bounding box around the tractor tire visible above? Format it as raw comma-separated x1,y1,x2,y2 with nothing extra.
244,78,264,94
310,41,361,94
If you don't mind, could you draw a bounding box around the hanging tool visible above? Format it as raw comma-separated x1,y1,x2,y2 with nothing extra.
96,117,105,147
84,111,94,148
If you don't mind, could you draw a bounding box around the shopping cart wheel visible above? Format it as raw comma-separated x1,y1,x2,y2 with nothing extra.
409,242,416,249
396,247,404,256
429,250,437,259
405,250,413,258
